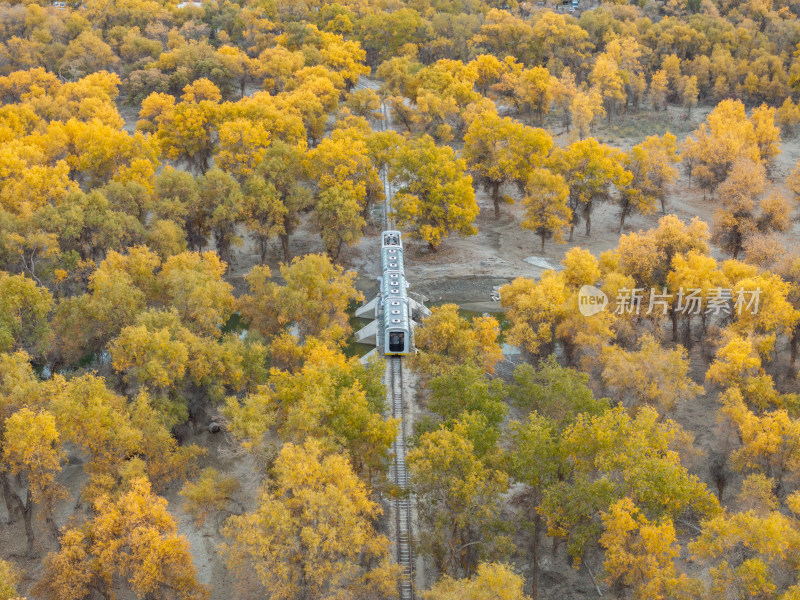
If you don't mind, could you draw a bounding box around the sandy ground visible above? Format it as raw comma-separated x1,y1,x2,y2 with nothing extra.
228,100,800,307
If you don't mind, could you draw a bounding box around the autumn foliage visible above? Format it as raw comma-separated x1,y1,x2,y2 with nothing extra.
4,0,800,598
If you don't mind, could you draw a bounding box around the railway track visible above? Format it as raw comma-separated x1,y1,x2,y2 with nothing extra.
359,76,414,597
381,99,392,230
355,75,393,229
388,356,414,600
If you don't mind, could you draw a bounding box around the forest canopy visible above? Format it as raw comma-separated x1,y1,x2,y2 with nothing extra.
4,0,800,599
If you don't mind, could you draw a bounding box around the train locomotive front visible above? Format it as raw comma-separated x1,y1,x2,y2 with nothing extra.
381,230,412,355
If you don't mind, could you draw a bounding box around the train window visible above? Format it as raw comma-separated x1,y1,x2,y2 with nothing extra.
389,331,405,352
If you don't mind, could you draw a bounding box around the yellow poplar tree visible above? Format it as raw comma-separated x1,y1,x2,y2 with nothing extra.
463,111,553,218
390,134,478,250
422,562,531,600
520,168,572,252
600,498,699,600
214,118,271,181
221,440,399,600
3,407,65,557
35,477,208,600
413,303,504,377
599,333,703,413
500,272,570,357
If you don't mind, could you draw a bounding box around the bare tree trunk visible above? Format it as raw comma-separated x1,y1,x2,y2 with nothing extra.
1,474,16,525
671,307,678,342
46,513,60,548
530,514,541,600
9,490,36,558
280,233,290,262
331,242,342,264
710,452,728,503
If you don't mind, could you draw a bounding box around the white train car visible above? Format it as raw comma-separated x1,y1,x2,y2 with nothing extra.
381,231,412,355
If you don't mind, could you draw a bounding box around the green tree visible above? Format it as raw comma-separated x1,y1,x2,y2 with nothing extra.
0,272,53,358
252,142,312,261
197,168,243,266
153,167,205,251
315,183,366,261
509,356,609,599
421,365,508,457
408,420,511,578
540,405,719,565
241,175,288,264
509,412,560,600
38,189,145,263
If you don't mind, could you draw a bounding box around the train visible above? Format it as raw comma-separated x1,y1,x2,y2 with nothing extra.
381,230,412,355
